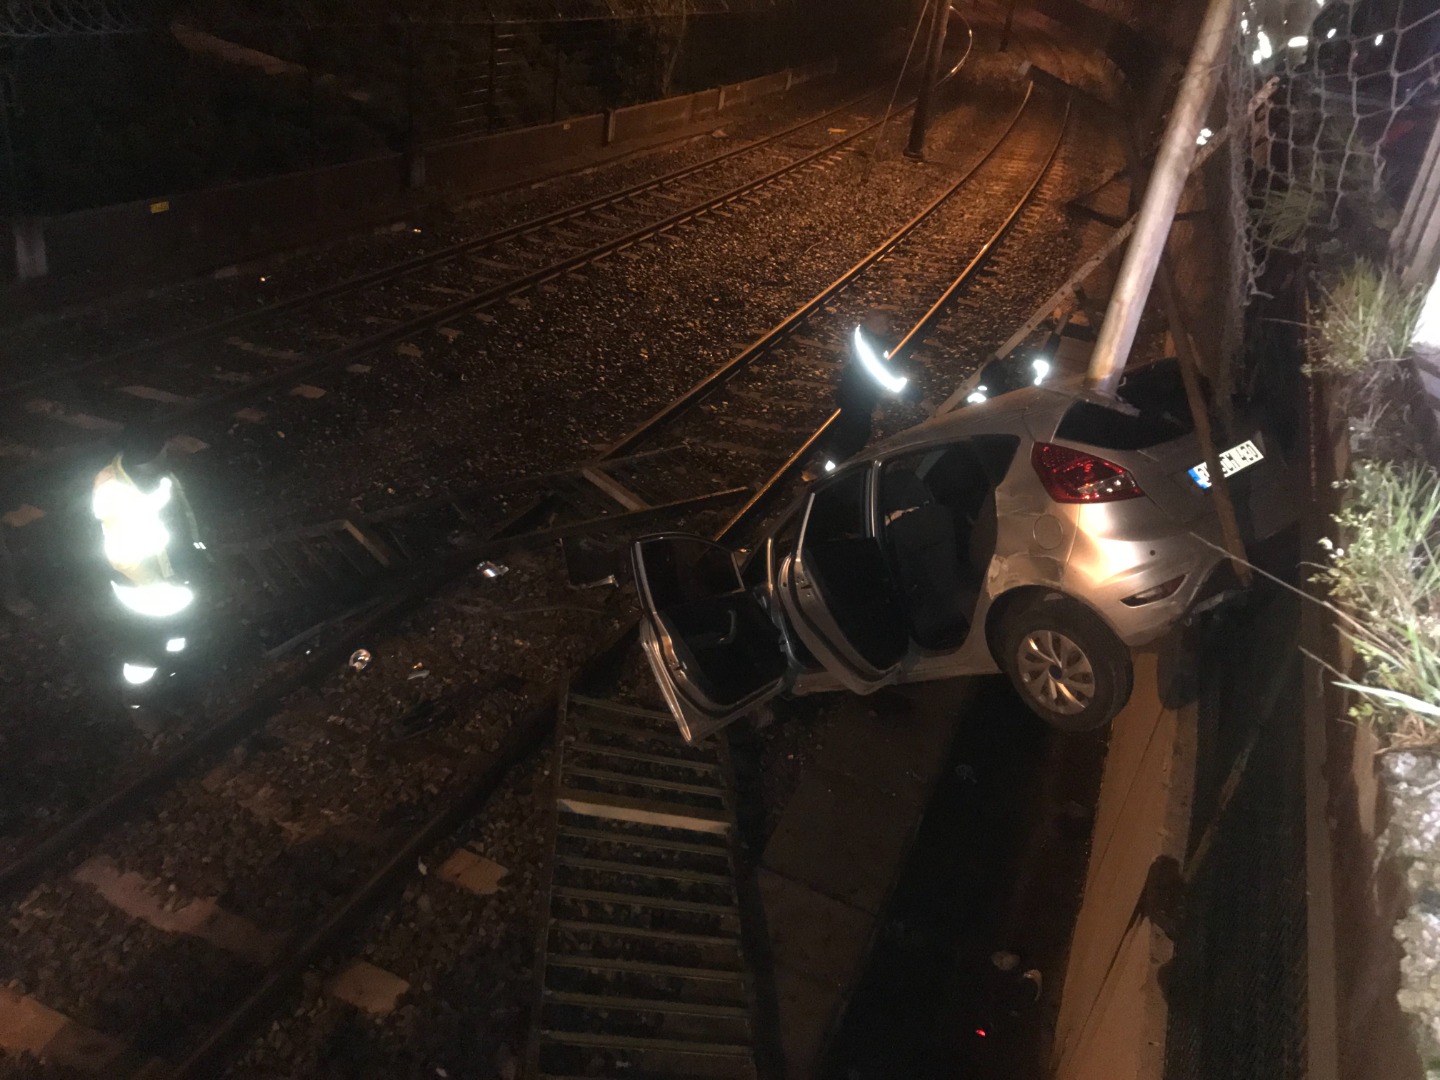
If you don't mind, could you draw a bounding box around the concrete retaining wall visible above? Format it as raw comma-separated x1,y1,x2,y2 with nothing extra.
1052,651,1196,1080
4,56,837,294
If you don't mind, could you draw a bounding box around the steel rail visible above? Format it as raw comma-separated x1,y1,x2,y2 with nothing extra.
887,94,1073,364
0,90,879,400
160,67,971,430
13,89,1068,1080
0,31,1020,1073
0,40,1018,907
0,20,975,508
598,78,1036,461
0,22,979,495
168,71,1074,1080
156,400,850,1080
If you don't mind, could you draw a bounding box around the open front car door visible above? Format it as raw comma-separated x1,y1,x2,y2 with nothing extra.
632,534,793,743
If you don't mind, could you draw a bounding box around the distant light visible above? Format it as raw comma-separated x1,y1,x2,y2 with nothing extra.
412,227,423,233
1326,27,1337,39
823,459,837,473
1287,35,1308,47
259,276,268,283
852,326,908,395
1032,357,1051,384
966,389,988,405
1196,127,1213,146
1374,33,1384,46
165,637,186,653
1256,30,1273,59
122,663,158,685
975,1028,988,1038
1240,16,1248,31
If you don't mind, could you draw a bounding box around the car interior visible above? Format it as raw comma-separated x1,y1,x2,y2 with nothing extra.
878,439,1016,650
638,537,787,707
795,470,910,670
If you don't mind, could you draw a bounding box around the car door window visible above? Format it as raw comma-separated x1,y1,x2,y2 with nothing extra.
796,469,908,669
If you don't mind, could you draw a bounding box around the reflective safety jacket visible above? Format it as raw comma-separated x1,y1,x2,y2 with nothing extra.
91,454,200,588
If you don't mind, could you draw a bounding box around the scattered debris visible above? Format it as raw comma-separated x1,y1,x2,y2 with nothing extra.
348,648,372,672
478,561,510,579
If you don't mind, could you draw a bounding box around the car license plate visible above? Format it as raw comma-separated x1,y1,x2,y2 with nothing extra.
1189,439,1263,489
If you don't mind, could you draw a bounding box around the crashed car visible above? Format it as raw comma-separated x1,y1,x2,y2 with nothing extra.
632,356,1296,741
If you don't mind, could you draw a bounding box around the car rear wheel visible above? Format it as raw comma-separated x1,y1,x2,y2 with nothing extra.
998,595,1133,731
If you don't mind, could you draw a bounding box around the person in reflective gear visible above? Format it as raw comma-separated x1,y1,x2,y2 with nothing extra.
92,429,203,688
807,311,924,480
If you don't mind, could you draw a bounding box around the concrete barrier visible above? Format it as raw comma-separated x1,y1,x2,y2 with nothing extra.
720,70,791,110
35,154,410,287
608,88,719,146
1052,651,1196,1080
4,57,832,295
426,114,606,194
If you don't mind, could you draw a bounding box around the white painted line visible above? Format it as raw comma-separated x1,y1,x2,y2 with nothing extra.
289,384,326,399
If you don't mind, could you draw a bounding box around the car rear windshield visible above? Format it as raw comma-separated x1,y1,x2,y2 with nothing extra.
1054,358,1195,451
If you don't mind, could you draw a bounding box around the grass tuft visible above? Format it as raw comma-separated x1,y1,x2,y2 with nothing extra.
1317,460,1440,743
1307,259,1424,377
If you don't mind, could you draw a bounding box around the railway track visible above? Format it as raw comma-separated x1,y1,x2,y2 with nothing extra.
0,68,1079,1080
0,29,972,519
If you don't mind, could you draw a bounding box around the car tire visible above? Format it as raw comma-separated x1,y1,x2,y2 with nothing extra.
997,595,1133,732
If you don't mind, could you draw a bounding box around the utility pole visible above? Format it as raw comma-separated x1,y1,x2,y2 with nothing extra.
904,0,949,161
1085,0,1236,396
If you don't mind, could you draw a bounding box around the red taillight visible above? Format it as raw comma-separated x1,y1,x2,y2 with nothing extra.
1031,442,1144,503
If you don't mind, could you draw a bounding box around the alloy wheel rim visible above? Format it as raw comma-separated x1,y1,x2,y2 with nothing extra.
1016,629,1095,716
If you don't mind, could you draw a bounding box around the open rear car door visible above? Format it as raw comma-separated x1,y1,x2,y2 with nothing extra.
777,467,910,693
632,534,792,743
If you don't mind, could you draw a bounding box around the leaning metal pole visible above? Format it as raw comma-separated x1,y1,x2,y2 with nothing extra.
904,0,949,161
1084,0,1236,396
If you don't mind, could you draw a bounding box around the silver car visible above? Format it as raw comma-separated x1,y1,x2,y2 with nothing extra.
632,358,1295,740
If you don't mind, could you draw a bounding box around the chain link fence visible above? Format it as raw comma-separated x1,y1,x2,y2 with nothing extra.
0,0,806,215
1161,3,1440,1076
1221,0,1440,351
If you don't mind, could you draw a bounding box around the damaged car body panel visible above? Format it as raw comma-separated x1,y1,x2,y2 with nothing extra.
634,359,1299,741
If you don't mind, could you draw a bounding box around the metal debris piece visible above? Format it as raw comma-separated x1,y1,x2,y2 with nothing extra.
478,561,509,579
348,649,372,672
561,535,623,589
